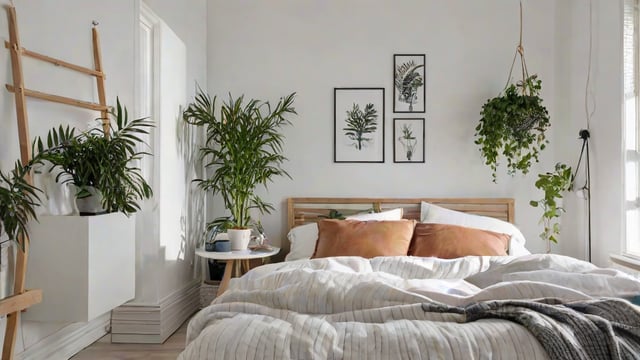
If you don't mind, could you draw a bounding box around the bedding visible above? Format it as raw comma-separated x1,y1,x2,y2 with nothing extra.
408,223,510,258
285,208,404,261
420,201,531,256
179,254,640,359
312,219,416,259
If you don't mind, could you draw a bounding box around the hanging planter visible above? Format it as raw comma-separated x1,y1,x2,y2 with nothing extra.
474,2,551,182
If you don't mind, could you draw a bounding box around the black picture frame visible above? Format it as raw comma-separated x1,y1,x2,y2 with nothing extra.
334,87,385,163
393,118,425,163
393,54,426,113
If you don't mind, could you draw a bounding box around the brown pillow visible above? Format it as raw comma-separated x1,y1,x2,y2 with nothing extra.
312,219,416,259
408,223,510,259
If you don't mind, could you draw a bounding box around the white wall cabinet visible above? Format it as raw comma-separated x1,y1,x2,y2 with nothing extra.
24,213,135,322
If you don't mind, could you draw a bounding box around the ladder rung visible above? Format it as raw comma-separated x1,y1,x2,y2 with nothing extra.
0,289,42,316
5,41,105,79
6,84,109,112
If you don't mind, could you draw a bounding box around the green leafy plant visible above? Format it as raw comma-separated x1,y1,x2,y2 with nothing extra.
318,209,346,220
474,75,551,182
0,158,42,250
343,103,378,150
398,124,417,161
395,61,424,111
37,98,154,215
529,162,573,252
183,88,296,230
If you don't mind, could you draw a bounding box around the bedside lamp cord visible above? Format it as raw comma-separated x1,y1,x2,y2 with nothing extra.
572,129,591,262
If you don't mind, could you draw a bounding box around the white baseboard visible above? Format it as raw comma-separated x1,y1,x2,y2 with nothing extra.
15,313,110,360
111,279,200,343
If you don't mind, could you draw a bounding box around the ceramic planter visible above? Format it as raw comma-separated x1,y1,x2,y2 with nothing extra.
227,228,251,250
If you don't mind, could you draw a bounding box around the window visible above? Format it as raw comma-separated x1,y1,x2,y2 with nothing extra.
624,0,640,257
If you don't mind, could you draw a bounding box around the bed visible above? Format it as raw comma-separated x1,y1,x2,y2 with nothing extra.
179,197,640,360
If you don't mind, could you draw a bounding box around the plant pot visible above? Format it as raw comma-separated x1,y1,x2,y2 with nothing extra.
0,241,15,300
227,228,251,250
75,186,107,215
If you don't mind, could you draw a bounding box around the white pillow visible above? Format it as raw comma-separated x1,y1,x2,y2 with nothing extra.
420,202,530,256
284,208,404,261
285,223,319,261
346,207,403,221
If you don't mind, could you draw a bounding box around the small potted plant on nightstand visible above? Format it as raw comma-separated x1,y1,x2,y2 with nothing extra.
183,88,296,250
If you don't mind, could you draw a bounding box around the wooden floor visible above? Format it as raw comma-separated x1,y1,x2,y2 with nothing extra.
71,318,188,359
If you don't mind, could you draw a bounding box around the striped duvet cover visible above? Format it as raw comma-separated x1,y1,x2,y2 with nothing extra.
179,255,640,359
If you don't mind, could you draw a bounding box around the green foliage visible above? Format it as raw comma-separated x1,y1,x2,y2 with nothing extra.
183,88,297,229
319,209,346,220
37,98,154,215
0,158,42,250
343,103,378,150
474,75,550,182
398,124,417,161
529,163,573,249
395,61,424,111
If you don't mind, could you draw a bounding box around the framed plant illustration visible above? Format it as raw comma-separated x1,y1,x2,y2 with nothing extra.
393,118,425,163
393,54,425,113
334,87,385,163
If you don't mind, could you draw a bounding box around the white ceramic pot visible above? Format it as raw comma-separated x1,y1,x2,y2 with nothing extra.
75,186,107,215
0,241,15,299
227,228,251,250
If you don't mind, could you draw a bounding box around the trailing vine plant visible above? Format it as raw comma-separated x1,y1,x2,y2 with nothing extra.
474,2,551,182
529,163,573,252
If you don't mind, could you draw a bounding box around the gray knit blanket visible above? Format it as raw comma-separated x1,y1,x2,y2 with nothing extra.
422,298,640,360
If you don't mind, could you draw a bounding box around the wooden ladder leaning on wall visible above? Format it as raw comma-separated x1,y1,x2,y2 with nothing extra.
1,4,109,359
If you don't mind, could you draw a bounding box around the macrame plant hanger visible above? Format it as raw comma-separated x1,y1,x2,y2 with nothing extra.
505,1,530,95
1,4,109,359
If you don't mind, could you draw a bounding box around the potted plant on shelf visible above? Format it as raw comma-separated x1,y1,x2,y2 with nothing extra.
37,98,154,215
183,88,296,250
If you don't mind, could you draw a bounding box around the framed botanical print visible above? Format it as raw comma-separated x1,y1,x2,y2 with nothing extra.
393,54,425,113
393,118,425,163
334,87,385,163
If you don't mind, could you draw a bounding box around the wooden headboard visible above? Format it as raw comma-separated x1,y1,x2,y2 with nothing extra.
287,197,515,231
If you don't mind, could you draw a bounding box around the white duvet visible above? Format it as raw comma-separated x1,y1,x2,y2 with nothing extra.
179,255,640,359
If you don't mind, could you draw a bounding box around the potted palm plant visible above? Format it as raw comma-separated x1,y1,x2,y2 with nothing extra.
0,158,42,250
37,98,153,215
183,88,296,250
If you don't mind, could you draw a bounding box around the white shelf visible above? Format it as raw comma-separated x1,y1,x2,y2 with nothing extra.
24,213,135,322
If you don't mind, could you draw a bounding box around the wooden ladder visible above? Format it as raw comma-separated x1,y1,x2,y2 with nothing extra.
1,5,109,359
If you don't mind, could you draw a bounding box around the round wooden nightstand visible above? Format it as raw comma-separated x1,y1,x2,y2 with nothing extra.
195,247,280,296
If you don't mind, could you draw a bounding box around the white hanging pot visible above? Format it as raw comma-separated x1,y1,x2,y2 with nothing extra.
0,241,16,300
75,186,107,216
227,228,251,251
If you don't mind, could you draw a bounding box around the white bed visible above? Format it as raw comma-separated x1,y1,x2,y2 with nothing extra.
179,198,640,360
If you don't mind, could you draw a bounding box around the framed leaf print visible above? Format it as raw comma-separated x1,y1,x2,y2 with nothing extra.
393,118,425,163
394,54,425,113
334,88,385,163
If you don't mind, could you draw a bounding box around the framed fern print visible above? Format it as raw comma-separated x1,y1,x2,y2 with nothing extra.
334,87,385,163
393,54,425,113
393,118,425,163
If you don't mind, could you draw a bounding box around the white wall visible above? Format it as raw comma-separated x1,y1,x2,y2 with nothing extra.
555,0,624,267
206,0,559,257
132,0,208,306
0,0,206,354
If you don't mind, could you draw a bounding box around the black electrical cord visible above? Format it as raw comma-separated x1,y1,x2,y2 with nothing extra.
572,129,591,262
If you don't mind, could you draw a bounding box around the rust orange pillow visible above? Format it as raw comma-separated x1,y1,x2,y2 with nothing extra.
408,223,509,258
312,219,416,259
